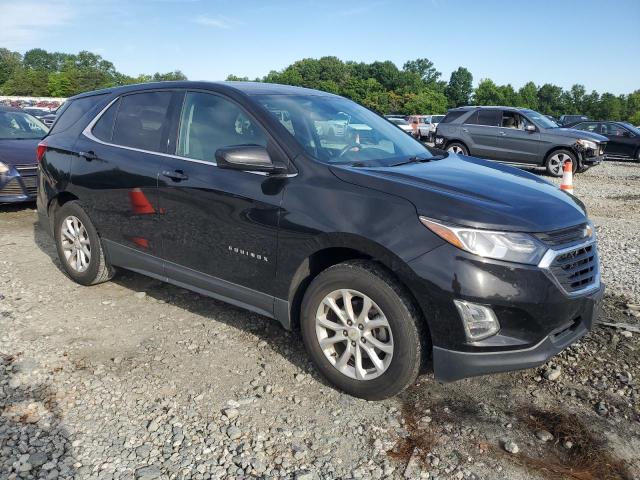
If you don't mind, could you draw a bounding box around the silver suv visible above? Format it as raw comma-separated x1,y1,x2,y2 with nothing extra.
435,106,608,176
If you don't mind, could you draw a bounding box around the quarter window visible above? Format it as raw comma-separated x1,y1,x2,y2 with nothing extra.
92,99,120,142
111,92,173,152
177,92,267,162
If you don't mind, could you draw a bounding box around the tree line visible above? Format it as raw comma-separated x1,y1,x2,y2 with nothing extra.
228,56,640,124
2,48,638,124
0,48,186,98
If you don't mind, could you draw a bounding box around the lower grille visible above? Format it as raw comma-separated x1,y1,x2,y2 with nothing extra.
21,176,38,196
548,244,598,293
0,177,37,197
0,179,25,196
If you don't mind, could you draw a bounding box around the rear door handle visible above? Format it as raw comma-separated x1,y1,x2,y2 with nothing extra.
79,151,98,161
162,170,189,181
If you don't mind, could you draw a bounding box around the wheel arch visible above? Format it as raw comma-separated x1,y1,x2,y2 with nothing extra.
282,235,427,336
46,191,80,233
543,145,579,167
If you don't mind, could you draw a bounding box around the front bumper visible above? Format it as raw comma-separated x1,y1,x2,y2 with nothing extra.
0,165,38,203
406,240,603,382
433,285,603,381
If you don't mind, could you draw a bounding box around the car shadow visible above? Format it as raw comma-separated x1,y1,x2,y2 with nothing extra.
0,201,37,213
0,351,76,476
30,217,336,388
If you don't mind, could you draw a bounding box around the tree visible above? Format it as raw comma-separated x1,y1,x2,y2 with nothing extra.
537,83,564,116
598,93,623,120
518,82,538,110
152,70,187,81
403,89,448,115
445,67,473,107
2,67,49,96
402,58,441,85
0,48,22,86
473,79,503,105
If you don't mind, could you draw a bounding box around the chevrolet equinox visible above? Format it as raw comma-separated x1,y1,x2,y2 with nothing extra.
36,82,603,399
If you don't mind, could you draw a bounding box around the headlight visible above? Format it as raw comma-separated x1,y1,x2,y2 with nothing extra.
577,139,597,150
0,162,9,175
419,217,548,265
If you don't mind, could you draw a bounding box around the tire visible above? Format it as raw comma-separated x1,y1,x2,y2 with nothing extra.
446,142,468,155
54,201,114,286
545,149,577,177
300,260,424,400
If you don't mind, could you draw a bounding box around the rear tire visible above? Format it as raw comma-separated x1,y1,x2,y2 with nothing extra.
446,142,468,155
54,201,114,286
300,260,424,400
545,149,577,177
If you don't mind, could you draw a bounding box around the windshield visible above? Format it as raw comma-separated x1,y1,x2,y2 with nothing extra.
254,94,430,166
432,115,444,123
621,122,640,135
523,110,558,129
0,111,49,140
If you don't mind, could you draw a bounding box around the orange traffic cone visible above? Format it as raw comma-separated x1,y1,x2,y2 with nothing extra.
129,188,156,215
560,160,574,194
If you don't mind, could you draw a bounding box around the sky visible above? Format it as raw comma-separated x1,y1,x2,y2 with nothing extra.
1,0,639,95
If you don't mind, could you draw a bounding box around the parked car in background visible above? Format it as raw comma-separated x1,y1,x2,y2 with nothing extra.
407,115,430,140
37,81,603,399
388,117,413,134
0,106,49,203
435,106,607,176
558,114,589,127
572,121,640,162
429,115,445,142
39,112,58,127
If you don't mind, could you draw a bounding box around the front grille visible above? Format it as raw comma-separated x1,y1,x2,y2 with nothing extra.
0,179,25,196
20,176,37,196
535,223,589,246
548,244,598,293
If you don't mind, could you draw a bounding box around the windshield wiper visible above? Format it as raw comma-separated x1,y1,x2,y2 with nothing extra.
390,155,445,167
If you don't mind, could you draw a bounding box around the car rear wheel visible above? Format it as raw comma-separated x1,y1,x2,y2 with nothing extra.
54,201,114,286
300,260,424,400
545,150,577,177
446,142,468,155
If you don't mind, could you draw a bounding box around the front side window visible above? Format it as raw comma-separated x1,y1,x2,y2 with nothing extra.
111,91,173,152
602,123,628,137
0,111,48,140
501,112,532,130
255,94,430,166
573,122,598,133
177,92,267,162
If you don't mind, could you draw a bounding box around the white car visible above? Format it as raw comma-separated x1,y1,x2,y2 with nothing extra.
388,117,413,135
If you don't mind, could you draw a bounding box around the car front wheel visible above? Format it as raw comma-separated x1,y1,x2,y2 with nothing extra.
546,149,577,177
300,260,424,400
446,142,468,155
54,201,114,286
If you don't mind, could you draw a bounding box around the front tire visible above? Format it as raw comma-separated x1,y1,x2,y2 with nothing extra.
446,142,468,155
300,260,424,400
545,149,577,177
54,201,114,286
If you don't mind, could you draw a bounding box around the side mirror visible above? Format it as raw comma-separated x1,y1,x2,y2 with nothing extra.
215,145,286,174
525,124,536,133
621,130,631,138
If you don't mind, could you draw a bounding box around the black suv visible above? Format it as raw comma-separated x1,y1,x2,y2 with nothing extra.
572,121,640,162
37,82,603,399
435,106,607,176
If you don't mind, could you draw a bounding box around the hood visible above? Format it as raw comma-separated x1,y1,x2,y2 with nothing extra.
544,127,607,142
0,138,40,166
330,154,588,233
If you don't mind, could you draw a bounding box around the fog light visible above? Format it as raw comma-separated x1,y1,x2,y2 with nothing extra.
453,300,500,341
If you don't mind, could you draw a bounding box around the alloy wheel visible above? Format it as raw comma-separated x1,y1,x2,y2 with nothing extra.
60,215,91,273
548,153,571,176
315,289,394,381
447,145,464,154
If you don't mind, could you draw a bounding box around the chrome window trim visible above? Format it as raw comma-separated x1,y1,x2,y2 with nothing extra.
82,95,297,177
538,238,600,298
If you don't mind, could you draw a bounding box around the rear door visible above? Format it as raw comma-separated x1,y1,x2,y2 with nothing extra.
461,109,501,158
495,111,541,164
156,90,287,316
72,90,179,271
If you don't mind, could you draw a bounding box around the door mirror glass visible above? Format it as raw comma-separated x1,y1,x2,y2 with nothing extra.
525,124,536,132
216,145,285,173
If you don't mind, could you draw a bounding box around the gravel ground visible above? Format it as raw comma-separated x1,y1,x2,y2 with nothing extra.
1,160,639,480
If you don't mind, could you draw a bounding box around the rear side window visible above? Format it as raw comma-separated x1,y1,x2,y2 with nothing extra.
476,110,501,126
440,110,467,123
111,92,173,152
92,99,120,142
49,94,107,135
176,91,267,162
464,111,479,125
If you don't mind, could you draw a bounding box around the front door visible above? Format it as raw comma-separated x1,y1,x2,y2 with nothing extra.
496,111,540,164
157,90,286,316
602,123,637,158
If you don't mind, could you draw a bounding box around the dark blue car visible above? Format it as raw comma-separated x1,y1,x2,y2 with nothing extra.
0,106,49,203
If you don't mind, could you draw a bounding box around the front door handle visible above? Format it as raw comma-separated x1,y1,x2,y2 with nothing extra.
499,131,507,136
162,170,189,181
79,151,98,161
462,128,469,133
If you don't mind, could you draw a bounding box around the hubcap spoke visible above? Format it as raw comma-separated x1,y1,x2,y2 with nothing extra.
60,215,91,273
363,333,393,354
